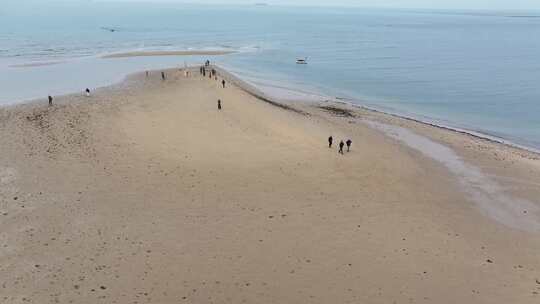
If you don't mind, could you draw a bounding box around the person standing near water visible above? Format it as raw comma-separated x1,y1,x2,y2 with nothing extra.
161,71,166,80
217,99,222,110
339,141,345,154
222,79,226,88
85,88,90,97
48,95,53,106
328,136,333,148
346,139,352,152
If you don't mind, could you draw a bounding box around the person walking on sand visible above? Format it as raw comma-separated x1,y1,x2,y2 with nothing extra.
339,140,345,154
161,71,166,80
146,71,149,77
346,139,352,152
217,99,222,110
85,88,90,97
222,79,226,88
328,136,333,148
48,95,53,106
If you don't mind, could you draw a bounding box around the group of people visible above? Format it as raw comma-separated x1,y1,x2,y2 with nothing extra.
328,136,352,155
198,61,227,110
200,63,227,88
200,65,215,77
145,61,226,94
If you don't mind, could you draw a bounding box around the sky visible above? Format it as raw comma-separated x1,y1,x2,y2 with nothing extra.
7,0,540,10
93,0,540,10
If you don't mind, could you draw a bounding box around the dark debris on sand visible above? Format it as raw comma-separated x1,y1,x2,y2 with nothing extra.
319,106,356,118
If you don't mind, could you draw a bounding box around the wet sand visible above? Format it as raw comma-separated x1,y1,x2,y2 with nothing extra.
1,67,540,303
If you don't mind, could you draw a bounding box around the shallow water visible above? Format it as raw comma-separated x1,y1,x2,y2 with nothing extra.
1,3,539,150
365,120,540,232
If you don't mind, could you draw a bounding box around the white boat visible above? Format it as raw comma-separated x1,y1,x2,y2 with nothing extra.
296,58,308,64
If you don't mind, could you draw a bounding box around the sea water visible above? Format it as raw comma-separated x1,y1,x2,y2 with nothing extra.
1,2,539,150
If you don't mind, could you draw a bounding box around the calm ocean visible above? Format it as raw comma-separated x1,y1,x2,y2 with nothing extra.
1,2,539,150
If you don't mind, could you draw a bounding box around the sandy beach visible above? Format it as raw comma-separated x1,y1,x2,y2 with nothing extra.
1,67,540,304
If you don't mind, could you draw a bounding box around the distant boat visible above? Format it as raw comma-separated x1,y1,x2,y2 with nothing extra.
296,57,308,64
101,27,117,33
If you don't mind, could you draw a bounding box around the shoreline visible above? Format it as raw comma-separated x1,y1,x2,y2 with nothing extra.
216,66,540,158
102,50,235,59
3,63,540,159
346,100,540,156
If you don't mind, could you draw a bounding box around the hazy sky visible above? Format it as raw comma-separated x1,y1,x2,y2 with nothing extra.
10,0,540,10
94,0,540,10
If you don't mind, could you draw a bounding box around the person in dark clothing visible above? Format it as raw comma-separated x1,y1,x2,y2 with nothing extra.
222,79,226,88
328,136,333,148
85,88,90,97
203,68,206,77
146,71,149,77
339,141,345,154
217,99,222,110
209,72,212,79
48,95,53,106
346,139,352,152
161,71,166,80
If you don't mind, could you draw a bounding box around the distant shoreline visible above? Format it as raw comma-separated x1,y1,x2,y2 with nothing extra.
102,50,235,59
9,61,65,68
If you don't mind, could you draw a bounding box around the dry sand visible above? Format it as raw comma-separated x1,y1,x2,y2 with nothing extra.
102,50,234,59
1,67,540,304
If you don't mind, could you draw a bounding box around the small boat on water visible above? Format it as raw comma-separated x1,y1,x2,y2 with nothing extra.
101,27,117,33
296,57,308,64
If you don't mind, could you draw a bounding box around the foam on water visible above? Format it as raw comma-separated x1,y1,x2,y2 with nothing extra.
365,120,540,232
